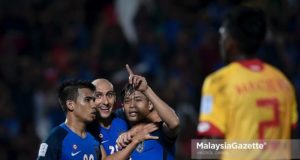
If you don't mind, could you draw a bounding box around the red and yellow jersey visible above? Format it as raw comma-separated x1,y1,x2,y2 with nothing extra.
197,59,298,140
197,59,298,159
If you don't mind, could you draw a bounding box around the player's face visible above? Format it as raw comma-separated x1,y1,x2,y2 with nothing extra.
94,82,116,119
123,91,150,124
73,88,97,122
219,25,230,63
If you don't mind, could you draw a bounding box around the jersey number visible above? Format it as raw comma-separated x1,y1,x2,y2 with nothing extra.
109,145,119,154
83,154,94,160
256,98,280,139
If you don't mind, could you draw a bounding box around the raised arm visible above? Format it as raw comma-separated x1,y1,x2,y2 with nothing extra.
126,64,180,137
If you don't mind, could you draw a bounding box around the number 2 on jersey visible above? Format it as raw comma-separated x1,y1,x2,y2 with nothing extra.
256,98,280,140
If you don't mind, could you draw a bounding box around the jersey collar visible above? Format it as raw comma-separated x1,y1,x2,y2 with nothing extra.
237,59,264,72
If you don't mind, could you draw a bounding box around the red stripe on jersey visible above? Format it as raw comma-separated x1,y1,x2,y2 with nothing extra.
292,123,297,129
197,121,224,138
237,59,264,72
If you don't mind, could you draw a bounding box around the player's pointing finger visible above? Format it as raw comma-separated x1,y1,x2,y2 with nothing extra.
126,64,134,75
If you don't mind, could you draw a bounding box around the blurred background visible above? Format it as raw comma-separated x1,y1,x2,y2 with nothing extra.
0,0,299,159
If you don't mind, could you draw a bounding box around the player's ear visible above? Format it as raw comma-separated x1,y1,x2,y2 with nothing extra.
148,101,154,111
66,100,75,111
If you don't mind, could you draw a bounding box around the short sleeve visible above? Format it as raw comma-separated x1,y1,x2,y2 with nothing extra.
197,74,228,137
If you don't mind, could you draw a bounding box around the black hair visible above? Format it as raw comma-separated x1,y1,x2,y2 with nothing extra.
120,83,135,102
223,6,267,55
58,80,95,113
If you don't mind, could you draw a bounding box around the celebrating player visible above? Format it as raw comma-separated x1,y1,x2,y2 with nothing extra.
118,64,180,160
37,80,159,160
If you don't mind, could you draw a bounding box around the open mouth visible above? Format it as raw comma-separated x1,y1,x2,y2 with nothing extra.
128,111,138,117
98,105,110,113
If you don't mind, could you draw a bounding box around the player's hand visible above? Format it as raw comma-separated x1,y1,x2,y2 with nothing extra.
131,123,159,144
116,123,159,148
126,64,148,92
116,131,133,149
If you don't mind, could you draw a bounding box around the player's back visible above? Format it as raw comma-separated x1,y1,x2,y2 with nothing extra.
208,59,296,140
198,59,297,160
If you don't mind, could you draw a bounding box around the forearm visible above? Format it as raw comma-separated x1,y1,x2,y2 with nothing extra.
144,87,180,130
105,140,139,160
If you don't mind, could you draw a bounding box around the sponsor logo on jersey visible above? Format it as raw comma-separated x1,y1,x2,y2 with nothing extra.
71,151,81,156
38,143,48,157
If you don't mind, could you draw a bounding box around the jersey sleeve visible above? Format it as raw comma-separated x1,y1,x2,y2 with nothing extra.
37,142,58,160
197,73,228,137
37,126,67,160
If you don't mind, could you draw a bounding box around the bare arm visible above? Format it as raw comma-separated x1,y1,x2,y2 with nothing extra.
116,123,159,148
143,87,180,137
104,124,159,160
126,64,180,138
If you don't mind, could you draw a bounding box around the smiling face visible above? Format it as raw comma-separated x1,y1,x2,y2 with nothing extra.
122,90,152,125
93,79,116,119
72,88,97,123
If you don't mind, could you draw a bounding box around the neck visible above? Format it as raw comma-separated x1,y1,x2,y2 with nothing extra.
146,111,161,123
231,50,256,62
65,115,86,138
99,116,113,129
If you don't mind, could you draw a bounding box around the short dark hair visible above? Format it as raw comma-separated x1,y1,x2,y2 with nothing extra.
120,83,135,102
223,6,267,55
58,80,95,113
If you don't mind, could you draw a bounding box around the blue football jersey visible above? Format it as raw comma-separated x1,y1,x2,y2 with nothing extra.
100,117,128,155
114,109,176,160
37,123,101,160
130,128,176,160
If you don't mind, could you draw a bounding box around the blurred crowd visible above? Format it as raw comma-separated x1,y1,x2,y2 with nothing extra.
0,0,299,159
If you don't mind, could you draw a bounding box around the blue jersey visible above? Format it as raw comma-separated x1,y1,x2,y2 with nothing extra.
100,117,128,155
115,109,176,160
37,123,101,160
130,127,176,160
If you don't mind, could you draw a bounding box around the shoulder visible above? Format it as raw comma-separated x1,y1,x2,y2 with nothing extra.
37,125,68,158
44,125,68,146
203,65,233,91
111,116,128,133
157,122,177,145
264,63,295,90
264,63,289,78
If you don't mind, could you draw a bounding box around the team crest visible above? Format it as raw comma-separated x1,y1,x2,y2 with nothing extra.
135,141,144,153
73,144,77,150
99,133,103,139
